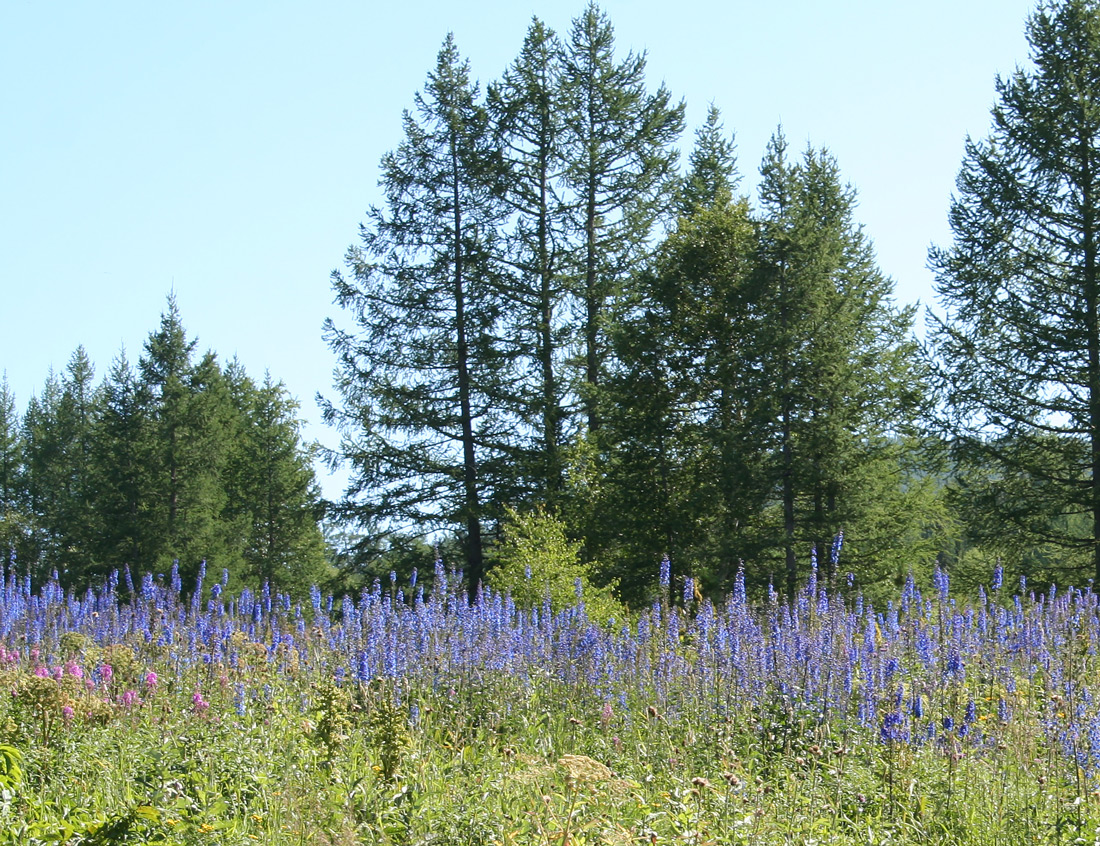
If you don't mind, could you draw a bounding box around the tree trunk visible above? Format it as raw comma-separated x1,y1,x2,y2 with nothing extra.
537,126,560,500
1082,145,1100,586
452,138,484,603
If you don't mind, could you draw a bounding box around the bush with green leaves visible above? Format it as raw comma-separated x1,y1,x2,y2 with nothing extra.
488,506,624,625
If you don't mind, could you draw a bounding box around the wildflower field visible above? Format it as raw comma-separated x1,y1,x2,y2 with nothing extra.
3,560,1100,844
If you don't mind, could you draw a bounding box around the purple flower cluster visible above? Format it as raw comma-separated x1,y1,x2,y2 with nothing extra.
3,560,1100,782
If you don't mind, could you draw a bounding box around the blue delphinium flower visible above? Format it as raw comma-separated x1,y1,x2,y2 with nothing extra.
933,567,949,601
881,711,909,744
732,565,746,607
946,649,963,680
830,531,844,570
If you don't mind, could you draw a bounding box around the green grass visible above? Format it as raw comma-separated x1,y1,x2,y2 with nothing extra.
1,661,1098,845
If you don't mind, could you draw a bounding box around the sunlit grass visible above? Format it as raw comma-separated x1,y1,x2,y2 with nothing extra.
1,562,1099,843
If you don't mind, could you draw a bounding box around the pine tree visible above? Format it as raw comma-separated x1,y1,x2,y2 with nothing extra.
52,347,99,581
20,372,68,580
0,374,26,563
757,133,925,596
560,2,684,432
930,0,1100,584
137,297,239,584
488,18,572,504
225,366,326,595
597,128,761,599
91,350,145,582
325,35,512,601
679,104,740,217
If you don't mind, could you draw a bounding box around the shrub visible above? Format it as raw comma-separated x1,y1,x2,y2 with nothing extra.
488,507,624,626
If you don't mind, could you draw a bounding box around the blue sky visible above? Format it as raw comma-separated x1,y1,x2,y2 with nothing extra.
1,0,1035,496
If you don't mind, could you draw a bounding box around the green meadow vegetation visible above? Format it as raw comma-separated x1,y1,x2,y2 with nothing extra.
3,562,1100,845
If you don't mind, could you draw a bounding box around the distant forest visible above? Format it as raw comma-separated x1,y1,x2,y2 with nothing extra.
6,0,1100,605
0,299,326,596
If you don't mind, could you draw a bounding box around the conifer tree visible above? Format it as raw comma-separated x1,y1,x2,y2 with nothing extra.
137,297,239,583
52,348,99,580
91,350,145,582
325,35,512,600
0,375,26,563
756,133,925,596
679,104,740,217
560,2,684,432
930,0,1100,584
225,366,326,595
489,18,572,504
597,111,760,598
20,372,67,579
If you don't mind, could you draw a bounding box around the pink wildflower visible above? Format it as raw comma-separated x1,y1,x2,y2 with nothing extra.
144,671,158,690
61,706,74,723
120,690,139,708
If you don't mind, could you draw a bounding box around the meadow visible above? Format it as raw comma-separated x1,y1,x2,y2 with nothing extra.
1,558,1100,844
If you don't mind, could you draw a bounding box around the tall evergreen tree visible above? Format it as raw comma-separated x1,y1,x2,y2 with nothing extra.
0,375,26,562
52,348,99,580
137,297,239,583
489,18,573,505
560,2,684,431
325,35,512,601
596,116,760,599
225,366,326,595
91,350,145,582
930,0,1100,584
679,104,740,217
20,372,67,579
757,133,925,596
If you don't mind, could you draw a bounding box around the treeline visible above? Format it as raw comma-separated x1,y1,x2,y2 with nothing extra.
326,0,1100,604
0,298,327,594
322,4,945,604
